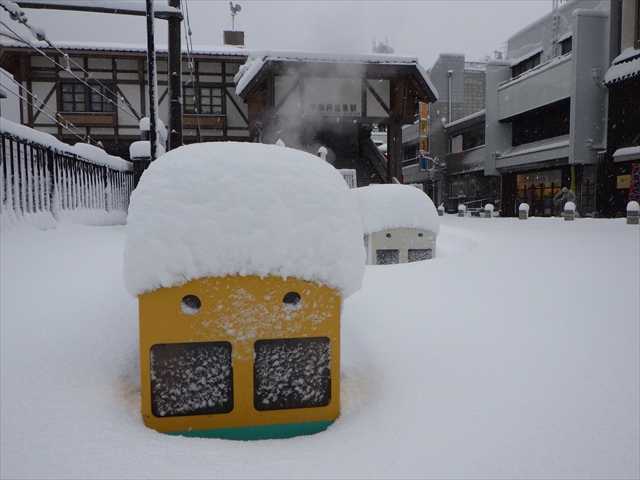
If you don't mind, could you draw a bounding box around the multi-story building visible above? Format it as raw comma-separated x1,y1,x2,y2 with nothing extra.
485,0,621,217
0,42,252,158
600,0,640,217
402,53,488,209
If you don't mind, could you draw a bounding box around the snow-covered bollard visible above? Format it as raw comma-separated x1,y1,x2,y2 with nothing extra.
484,203,494,218
351,184,440,265
458,204,466,217
564,201,576,221
124,142,365,440
438,204,444,217
627,201,639,225
519,203,529,220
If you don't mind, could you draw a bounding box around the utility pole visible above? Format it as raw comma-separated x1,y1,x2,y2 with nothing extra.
146,0,158,161
167,0,182,150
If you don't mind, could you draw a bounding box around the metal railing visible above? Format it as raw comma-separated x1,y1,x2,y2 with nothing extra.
461,197,494,210
1,131,133,227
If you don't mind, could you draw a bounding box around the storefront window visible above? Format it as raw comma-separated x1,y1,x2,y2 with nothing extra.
581,165,596,215
516,170,562,216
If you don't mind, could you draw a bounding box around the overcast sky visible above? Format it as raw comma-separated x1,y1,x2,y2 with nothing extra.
1,0,554,68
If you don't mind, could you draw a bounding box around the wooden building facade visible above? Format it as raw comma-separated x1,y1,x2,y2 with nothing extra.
0,44,252,159
234,52,438,184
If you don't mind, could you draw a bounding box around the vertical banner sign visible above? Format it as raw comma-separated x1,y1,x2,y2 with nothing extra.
419,102,428,120
629,164,640,203
419,102,429,152
419,121,428,137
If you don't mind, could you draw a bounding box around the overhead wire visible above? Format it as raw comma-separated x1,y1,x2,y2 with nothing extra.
0,13,143,121
0,70,93,144
0,1,140,118
181,0,203,142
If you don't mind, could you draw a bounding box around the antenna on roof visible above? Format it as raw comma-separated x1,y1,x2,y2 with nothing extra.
229,2,241,30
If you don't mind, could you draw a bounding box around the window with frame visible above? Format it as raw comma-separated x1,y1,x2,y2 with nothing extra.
511,53,541,78
61,83,84,112
183,85,223,114
90,85,115,112
560,37,572,55
61,83,114,113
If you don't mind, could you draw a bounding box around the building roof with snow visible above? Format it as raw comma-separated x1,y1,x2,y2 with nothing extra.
233,49,438,101
123,142,366,298
351,184,440,236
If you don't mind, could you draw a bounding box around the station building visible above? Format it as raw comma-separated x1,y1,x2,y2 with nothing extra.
1,39,438,187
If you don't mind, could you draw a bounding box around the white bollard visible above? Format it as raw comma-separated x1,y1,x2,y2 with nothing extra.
564,201,576,221
438,204,444,217
627,201,639,225
458,204,466,217
518,203,529,220
484,203,494,218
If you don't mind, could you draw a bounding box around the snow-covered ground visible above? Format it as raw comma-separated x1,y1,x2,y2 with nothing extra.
1,215,638,479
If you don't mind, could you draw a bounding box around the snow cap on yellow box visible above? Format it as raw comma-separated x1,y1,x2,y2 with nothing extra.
123,142,365,298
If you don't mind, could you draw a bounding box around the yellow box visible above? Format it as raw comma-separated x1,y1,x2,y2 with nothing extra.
138,274,341,440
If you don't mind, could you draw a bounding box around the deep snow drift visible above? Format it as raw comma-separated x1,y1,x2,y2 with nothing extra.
1,215,638,479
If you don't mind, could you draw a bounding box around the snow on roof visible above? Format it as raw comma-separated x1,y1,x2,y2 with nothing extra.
508,48,543,67
557,30,573,43
499,135,570,160
123,142,366,298
0,118,131,170
500,53,571,88
351,184,440,236
0,39,248,57
444,109,486,129
234,49,438,99
612,47,640,65
612,146,640,162
604,55,640,85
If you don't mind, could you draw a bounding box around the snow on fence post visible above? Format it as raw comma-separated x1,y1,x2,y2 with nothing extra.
458,204,466,217
484,203,494,218
627,201,639,225
519,203,529,220
564,201,576,221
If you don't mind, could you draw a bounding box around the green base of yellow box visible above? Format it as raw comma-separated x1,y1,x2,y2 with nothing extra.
165,420,334,440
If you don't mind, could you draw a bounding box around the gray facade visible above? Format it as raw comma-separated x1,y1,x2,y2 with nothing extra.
485,0,620,217
599,0,640,217
402,53,486,207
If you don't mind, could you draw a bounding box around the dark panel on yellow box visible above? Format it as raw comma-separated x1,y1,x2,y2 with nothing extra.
138,275,341,437
254,337,331,411
150,342,233,417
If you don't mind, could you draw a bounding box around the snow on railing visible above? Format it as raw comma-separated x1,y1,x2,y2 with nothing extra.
1,129,133,230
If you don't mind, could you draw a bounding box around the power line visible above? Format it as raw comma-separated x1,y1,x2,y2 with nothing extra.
0,15,143,121
181,0,203,142
0,70,95,145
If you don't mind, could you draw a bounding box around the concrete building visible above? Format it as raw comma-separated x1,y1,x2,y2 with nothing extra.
600,0,640,217
402,53,487,209
485,0,621,217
